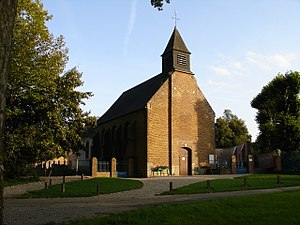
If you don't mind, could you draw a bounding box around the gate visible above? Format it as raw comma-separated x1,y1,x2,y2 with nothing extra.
116,161,128,178
98,161,110,172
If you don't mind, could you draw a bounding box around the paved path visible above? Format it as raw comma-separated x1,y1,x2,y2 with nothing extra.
4,175,300,225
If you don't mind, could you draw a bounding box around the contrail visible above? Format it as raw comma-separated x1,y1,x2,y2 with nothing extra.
124,0,138,56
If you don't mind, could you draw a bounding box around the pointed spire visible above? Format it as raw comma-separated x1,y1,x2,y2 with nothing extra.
162,27,191,55
161,27,192,74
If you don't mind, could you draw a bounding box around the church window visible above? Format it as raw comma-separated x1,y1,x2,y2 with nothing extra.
177,53,187,66
209,154,215,164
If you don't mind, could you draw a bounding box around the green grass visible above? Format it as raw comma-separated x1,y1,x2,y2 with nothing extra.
19,178,143,198
4,176,40,187
161,174,300,195
61,190,300,225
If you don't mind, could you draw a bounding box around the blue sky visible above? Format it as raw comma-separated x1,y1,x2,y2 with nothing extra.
42,0,300,140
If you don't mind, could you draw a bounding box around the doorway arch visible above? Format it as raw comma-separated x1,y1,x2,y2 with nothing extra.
179,147,192,175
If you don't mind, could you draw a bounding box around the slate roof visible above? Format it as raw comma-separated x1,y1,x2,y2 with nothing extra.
98,73,168,124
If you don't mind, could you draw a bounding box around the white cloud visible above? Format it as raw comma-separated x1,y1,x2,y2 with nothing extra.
245,51,271,71
271,53,296,68
124,0,138,56
246,51,297,71
208,79,235,88
210,66,231,77
209,54,244,77
232,61,244,71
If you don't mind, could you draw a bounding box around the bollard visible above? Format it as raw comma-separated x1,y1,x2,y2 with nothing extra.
61,175,66,192
97,185,100,195
169,182,173,192
277,175,280,186
61,183,65,193
243,177,247,188
206,180,211,192
81,173,84,180
44,181,48,189
49,179,52,186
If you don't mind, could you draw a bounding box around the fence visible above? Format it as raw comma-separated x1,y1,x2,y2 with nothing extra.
98,161,110,172
282,151,300,172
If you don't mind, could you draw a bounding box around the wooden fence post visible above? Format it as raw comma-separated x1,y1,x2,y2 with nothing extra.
206,180,211,192
169,182,173,192
243,177,247,188
277,175,280,186
61,176,66,193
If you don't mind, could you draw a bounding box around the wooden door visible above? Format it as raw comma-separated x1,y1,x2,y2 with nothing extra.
179,148,188,175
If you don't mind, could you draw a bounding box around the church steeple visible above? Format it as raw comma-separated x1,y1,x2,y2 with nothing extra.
161,27,192,74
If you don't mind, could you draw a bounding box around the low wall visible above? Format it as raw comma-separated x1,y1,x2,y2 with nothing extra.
94,172,111,177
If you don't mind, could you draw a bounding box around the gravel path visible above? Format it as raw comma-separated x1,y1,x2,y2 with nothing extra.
4,175,299,225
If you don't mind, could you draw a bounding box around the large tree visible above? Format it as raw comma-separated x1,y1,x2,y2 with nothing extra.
4,0,95,177
215,109,251,148
251,71,300,153
0,1,18,224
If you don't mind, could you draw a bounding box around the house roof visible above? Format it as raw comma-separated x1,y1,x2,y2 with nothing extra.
162,27,191,55
98,73,168,124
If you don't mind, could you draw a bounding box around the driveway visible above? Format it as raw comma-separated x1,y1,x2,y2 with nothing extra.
4,175,300,225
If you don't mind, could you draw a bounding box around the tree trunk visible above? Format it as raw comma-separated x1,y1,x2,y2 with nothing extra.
0,1,18,224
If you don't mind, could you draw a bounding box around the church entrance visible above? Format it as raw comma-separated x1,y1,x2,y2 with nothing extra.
179,147,192,175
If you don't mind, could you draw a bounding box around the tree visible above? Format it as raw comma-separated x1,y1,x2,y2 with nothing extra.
0,0,18,224
251,71,300,153
215,110,251,148
151,0,170,10
4,0,95,177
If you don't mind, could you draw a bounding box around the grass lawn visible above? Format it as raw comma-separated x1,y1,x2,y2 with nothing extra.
4,176,39,187
19,177,143,198
161,174,300,195
61,190,300,225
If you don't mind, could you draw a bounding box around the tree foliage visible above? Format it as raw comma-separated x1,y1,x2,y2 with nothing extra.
5,0,96,177
215,110,251,148
151,0,170,10
251,71,300,153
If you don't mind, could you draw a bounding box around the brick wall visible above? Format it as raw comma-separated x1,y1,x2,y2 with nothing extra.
94,110,148,177
94,71,215,177
147,71,215,176
147,78,169,176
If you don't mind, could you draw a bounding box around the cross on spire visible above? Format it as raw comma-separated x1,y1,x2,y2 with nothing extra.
172,10,179,27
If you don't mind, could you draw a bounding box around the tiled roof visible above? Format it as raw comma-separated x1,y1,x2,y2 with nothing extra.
98,73,168,124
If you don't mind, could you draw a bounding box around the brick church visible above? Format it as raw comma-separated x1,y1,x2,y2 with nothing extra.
92,27,215,177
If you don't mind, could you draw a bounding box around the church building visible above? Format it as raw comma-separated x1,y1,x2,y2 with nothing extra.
92,27,215,177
